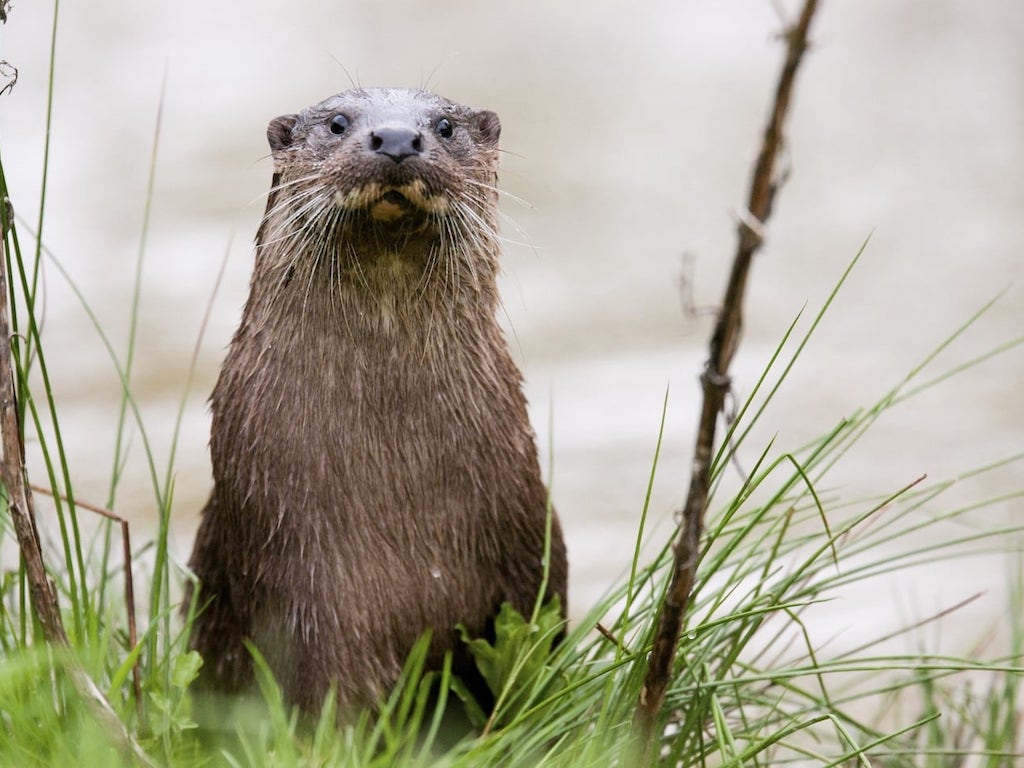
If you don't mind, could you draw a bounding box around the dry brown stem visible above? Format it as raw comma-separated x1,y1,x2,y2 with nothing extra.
30,483,144,725
0,231,68,647
633,0,822,749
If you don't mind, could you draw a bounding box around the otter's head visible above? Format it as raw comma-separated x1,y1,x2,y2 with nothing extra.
257,88,502,276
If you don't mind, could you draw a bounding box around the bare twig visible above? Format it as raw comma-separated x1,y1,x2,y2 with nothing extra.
0,223,68,647
595,621,623,648
0,210,155,766
634,0,822,747
0,62,17,97
30,483,144,725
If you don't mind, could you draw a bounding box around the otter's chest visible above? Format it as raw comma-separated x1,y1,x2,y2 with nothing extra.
212,324,519,531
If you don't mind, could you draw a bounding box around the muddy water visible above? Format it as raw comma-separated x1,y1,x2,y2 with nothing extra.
2,1,1022,656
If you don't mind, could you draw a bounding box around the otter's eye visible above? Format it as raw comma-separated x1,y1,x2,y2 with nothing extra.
329,114,350,135
435,117,454,139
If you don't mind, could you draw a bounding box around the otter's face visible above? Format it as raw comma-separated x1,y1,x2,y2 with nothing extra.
266,88,501,228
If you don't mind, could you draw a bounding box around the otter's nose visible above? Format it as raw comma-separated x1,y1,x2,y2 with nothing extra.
369,126,423,163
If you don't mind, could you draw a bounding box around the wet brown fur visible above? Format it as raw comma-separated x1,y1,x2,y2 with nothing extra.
185,88,568,715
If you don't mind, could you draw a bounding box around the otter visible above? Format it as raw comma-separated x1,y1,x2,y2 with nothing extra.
185,87,568,716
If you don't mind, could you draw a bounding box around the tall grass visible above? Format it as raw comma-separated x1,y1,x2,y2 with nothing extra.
0,6,1022,767
2,183,1021,765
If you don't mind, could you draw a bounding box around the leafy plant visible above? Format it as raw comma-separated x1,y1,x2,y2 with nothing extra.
456,597,566,729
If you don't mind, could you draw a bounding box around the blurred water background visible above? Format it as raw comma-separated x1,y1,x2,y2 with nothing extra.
1,1,1022,655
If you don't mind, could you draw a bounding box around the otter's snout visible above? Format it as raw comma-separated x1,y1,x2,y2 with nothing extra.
369,126,423,163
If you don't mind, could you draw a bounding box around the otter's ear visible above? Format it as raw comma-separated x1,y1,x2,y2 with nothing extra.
267,114,299,152
474,110,501,148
